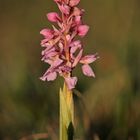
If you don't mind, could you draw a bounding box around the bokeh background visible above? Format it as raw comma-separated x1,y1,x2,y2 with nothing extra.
0,0,140,139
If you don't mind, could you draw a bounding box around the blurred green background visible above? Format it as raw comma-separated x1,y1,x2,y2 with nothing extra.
0,0,140,139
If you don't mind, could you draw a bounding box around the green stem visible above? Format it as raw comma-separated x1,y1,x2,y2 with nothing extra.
60,82,74,140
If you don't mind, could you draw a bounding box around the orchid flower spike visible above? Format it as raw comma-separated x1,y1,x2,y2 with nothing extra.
40,0,99,90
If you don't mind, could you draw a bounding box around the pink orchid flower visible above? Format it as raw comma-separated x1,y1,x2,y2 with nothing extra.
40,0,99,90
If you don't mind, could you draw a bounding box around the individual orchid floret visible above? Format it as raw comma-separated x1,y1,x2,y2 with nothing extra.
40,29,54,39
40,0,99,89
77,25,89,37
47,12,61,22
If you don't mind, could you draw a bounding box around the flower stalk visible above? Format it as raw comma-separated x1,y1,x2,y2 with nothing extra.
60,82,74,140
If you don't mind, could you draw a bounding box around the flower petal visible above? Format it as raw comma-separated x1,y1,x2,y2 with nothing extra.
65,77,78,90
40,29,54,39
58,4,70,15
73,7,82,16
41,47,55,55
51,58,63,67
77,25,89,37
80,53,99,64
47,12,60,22
47,72,57,81
69,0,80,7
44,59,53,65
82,64,95,77
40,38,50,46
72,49,83,67
74,16,82,25
70,40,81,53
40,71,57,81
